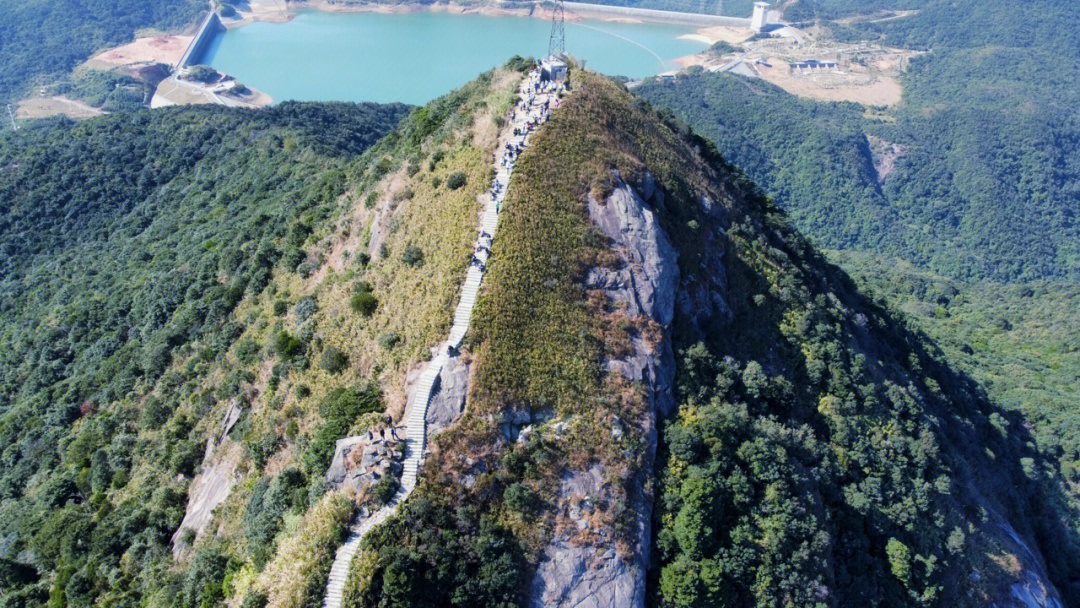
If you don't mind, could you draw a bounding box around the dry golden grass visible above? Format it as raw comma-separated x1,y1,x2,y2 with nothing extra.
258,491,354,608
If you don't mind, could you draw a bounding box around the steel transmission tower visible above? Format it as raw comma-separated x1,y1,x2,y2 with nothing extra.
548,0,565,59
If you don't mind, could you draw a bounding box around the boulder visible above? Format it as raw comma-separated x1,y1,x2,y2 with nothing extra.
325,436,366,487
426,353,470,437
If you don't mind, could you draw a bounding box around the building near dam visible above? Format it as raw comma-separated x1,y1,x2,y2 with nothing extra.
751,1,769,32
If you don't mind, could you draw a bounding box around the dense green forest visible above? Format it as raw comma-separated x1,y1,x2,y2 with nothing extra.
0,101,409,606
636,0,1080,283
0,0,202,101
783,0,928,21
830,250,1080,523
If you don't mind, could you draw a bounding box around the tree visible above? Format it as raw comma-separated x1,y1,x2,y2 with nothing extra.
185,64,218,83
886,537,912,585
401,245,424,268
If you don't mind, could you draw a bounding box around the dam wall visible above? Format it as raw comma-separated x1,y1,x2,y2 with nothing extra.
177,11,225,68
564,1,752,27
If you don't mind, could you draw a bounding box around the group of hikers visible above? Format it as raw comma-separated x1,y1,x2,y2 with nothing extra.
471,67,563,273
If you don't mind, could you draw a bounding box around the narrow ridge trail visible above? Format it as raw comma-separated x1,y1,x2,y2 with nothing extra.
320,68,563,608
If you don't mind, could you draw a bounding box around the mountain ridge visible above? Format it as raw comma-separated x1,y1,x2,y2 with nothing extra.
1,63,1078,608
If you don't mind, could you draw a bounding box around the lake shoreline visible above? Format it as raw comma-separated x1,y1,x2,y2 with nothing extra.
183,4,719,105
229,1,742,43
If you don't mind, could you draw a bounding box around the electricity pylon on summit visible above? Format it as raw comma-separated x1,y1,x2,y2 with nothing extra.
548,0,566,59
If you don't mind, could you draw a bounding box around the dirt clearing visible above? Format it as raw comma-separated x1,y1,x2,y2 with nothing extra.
85,35,192,69
755,61,903,106
682,25,755,45
17,96,104,119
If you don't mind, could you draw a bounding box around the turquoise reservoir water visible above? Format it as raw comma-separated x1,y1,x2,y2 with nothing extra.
197,11,707,104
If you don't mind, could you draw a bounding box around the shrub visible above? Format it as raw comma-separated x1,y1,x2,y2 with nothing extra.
349,291,378,317
294,296,318,323
303,384,384,474
446,171,467,190
170,440,202,476
401,245,424,267
245,469,308,566
140,397,170,430
370,476,398,504
428,149,446,171
185,64,218,83
320,346,348,374
180,548,228,608
431,176,442,189
503,482,538,517
709,41,739,54
246,432,280,471
377,332,401,350
241,592,268,608
505,55,534,72
273,300,288,316
273,331,304,359
320,384,382,422
235,338,261,364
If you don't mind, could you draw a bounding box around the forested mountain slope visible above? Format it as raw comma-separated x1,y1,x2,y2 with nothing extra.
2,59,1078,608
0,99,409,604
0,0,203,101
633,2,1080,582
344,70,1080,608
0,64,533,608
636,0,1080,283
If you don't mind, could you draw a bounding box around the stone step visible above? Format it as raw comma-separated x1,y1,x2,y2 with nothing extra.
322,80,548,608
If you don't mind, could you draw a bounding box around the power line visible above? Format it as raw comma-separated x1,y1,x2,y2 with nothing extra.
6,104,18,131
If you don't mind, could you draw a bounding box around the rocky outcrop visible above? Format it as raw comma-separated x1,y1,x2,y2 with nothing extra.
426,353,470,437
585,175,679,416
325,429,403,495
991,519,1065,608
170,402,244,558
528,174,678,608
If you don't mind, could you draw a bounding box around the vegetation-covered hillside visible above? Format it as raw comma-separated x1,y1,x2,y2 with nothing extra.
829,250,1080,522
0,99,409,606
634,5,1080,592
342,69,1080,607
636,0,1080,283
0,64,530,607
0,0,203,101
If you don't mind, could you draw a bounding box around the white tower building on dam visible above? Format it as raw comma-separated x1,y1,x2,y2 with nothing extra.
751,1,769,32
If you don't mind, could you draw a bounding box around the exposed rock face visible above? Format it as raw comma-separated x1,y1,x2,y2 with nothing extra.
171,402,243,558
865,133,908,183
171,442,242,558
529,173,678,608
585,174,679,417
426,353,470,437
993,519,1065,608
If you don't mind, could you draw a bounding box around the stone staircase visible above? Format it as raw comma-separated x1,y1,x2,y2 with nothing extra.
319,69,555,608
